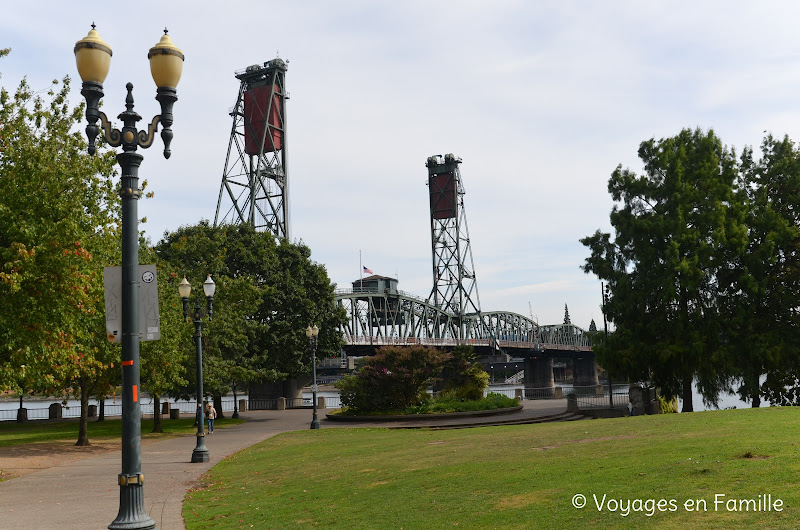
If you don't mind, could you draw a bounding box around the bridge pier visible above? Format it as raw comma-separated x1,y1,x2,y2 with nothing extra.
573,357,599,386
524,357,554,398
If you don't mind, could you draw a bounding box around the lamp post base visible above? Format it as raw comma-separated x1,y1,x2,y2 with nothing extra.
108,478,156,530
191,432,210,463
191,447,210,463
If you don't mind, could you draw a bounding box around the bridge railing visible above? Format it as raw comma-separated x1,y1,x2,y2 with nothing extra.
342,335,550,350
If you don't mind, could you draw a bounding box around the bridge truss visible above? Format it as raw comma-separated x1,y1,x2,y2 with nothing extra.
335,289,591,354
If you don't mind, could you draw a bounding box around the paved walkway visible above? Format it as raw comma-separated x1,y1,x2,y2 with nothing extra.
0,399,569,530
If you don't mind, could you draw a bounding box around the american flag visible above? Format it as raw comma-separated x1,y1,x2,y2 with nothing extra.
363,266,374,275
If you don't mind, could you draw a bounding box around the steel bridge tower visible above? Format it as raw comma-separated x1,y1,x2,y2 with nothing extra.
214,59,290,238
426,154,480,338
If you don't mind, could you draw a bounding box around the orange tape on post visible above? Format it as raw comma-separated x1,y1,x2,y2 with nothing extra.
122,360,133,366
132,385,138,403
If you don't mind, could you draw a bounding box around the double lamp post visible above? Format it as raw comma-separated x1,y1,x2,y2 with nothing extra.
179,276,216,464
74,24,183,530
306,325,320,429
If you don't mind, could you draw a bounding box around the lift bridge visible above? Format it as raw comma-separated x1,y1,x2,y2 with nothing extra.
334,154,599,387
214,64,598,394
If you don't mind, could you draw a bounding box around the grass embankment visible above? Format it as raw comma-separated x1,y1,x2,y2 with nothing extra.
0,416,243,448
185,407,800,529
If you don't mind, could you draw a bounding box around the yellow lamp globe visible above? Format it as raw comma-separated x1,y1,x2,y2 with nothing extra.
148,29,184,89
178,277,191,299
74,25,112,84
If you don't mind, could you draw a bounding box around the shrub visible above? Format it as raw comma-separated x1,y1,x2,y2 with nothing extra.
658,395,679,413
406,392,519,414
335,346,451,413
441,344,489,400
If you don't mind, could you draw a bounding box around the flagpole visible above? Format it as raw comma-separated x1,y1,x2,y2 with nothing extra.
359,250,363,291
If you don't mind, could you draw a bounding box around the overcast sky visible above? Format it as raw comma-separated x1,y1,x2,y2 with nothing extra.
4,1,800,329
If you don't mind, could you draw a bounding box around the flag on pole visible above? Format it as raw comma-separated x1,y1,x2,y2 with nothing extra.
363,266,374,275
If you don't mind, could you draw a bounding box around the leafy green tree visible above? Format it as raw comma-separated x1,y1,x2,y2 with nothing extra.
155,222,346,404
0,68,119,442
336,345,451,412
581,128,747,411
728,135,800,406
441,344,488,400
139,258,191,432
563,304,571,325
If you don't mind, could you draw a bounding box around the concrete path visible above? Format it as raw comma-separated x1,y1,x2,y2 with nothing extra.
0,400,569,530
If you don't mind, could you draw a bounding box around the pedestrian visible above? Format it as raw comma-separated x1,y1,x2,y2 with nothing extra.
205,402,217,433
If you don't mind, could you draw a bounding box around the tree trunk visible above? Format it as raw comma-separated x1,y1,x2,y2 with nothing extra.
751,369,761,408
76,381,91,446
98,398,105,422
152,395,163,433
214,394,224,420
681,376,694,413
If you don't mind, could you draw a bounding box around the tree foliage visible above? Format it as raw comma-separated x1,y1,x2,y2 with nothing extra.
0,63,120,441
155,222,346,400
730,135,800,406
336,345,451,413
139,257,191,432
581,128,747,411
441,344,488,401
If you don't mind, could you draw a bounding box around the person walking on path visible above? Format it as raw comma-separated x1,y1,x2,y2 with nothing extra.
206,403,217,433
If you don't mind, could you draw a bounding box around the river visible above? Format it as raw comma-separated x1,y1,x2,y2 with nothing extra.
0,380,770,421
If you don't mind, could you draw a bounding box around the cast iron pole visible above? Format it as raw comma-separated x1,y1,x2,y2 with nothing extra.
191,299,210,462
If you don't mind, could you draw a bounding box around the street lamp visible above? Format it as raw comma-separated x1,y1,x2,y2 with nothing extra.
75,24,183,530
16,365,26,423
231,381,240,419
180,275,215,463
602,282,613,409
305,325,320,429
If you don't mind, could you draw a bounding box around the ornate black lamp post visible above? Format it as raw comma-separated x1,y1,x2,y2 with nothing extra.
179,275,216,463
16,365,26,423
602,282,613,409
231,381,240,419
306,325,320,429
74,24,183,530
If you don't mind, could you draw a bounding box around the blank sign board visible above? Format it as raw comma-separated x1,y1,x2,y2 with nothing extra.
103,265,161,343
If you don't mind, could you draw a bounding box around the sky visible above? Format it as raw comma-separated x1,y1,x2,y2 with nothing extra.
4,1,800,330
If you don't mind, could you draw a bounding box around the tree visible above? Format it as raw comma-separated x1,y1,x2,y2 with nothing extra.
336,346,451,412
0,68,119,442
581,128,747,411
727,135,800,406
441,344,488,400
139,258,191,432
563,304,571,325
155,222,346,403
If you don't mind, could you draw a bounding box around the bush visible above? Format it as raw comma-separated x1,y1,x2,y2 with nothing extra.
441,344,489,400
396,392,519,415
658,395,678,413
335,346,450,413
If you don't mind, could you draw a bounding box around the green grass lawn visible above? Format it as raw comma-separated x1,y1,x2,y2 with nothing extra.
0,416,244,448
184,407,800,529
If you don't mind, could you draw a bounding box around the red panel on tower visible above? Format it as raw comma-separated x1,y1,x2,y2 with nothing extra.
429,172,457,219
244,84,282,155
